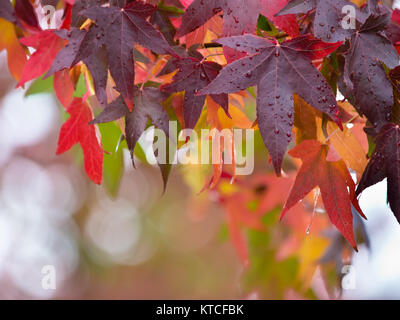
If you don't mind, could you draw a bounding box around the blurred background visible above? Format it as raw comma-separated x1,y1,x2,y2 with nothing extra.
0,0,400,300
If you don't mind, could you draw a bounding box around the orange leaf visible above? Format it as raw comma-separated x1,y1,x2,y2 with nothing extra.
54,69,75,108
0,18,27,81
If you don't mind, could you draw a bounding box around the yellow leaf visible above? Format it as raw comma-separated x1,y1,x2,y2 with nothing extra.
326,121,368,178
297,236,330,288
293,94,319,144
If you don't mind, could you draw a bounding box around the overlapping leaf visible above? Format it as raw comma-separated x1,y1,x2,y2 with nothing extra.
92,87,169,159
79,1,173,110
161,54,229,129
0,0,17,24
356,123,400,223
0,18,27,81
277,0,366,43
17,30,67,88
343,14,399,132
282,140,365,249
177,0,298,38
199,34,342,175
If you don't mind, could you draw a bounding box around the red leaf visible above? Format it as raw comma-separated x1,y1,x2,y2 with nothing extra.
57,98,103,184
54,69,75,108
17,30,65,88
281,140,364,250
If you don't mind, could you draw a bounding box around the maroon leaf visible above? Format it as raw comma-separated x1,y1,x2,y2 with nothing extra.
90,95,128,125
45,25,109,105
15,0,40,31
277,0,366,43
356,123,400,223
83,46,108,106
198,34,342,175
343,14,399,132
161,54,229,129
80,1,172,110
0,0,17,24
178,0,297,38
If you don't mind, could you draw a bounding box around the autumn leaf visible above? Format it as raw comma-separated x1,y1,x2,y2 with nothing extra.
161,53,229,129
17,30,66,88
177,0,298,61
199,34,342,175
0,0,17,24
356,123,400,223
16,8,72,88
277,0,366,43
90,86,171,188
57,97,103,184
177,0,298,38
325,120,368,179
282,140,365,250
0,18,27,81
80,1,173,110
343,14,399,132
15,0,41,32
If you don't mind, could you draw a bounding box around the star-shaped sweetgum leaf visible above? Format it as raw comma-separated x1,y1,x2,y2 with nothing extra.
282,140,366,250
160,54,229,129
76,0,173,110
198,34,342,175
356,123,400,223
57,97,103,184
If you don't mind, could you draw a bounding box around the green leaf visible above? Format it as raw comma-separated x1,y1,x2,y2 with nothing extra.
74,74,86,98
25,75,54,97
98,122,124,197
257,14,273,33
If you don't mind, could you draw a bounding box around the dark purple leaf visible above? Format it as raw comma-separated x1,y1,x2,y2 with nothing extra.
277,0,366,43
81,1,172,110
0,0,17,23
198,34,341,175
15,0,40,31
343,14,398,132
356,123,400,223
161,55,229,129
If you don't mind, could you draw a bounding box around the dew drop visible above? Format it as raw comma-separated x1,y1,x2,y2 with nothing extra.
213,7,221,14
